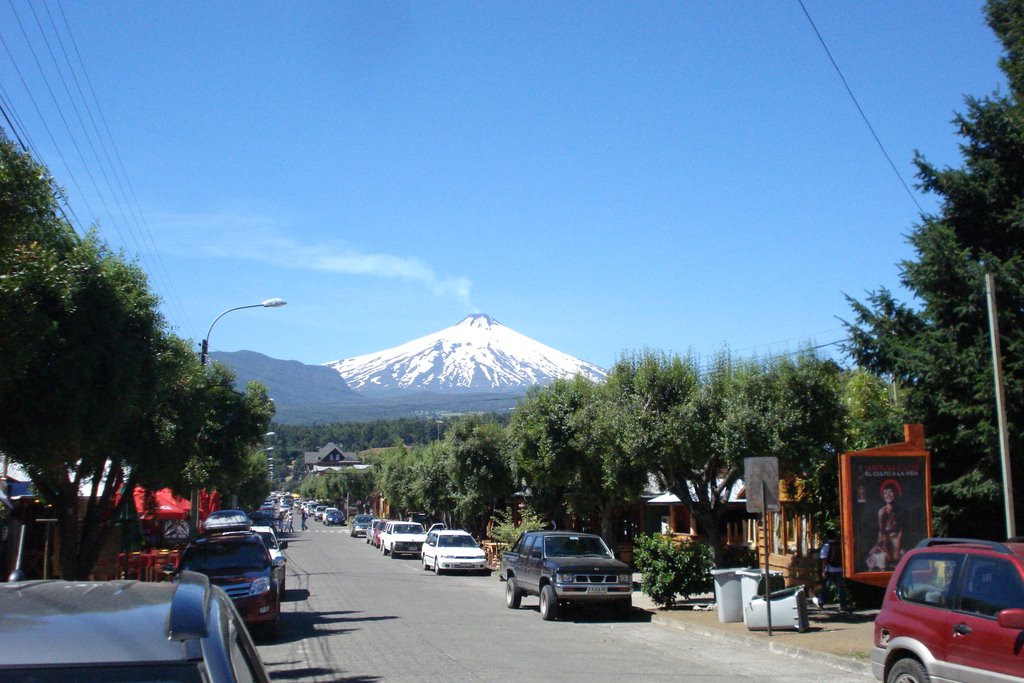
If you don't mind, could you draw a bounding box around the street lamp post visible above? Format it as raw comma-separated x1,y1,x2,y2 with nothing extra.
200,298,287,367
190,298,287,539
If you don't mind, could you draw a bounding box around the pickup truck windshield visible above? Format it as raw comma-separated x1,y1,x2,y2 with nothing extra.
543,536,612,558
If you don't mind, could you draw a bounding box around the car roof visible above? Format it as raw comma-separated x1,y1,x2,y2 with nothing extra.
0,572,217,667
436,529,472,536
913,537,1024,559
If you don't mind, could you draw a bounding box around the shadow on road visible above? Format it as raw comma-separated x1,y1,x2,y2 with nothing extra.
269,666,381,682
269,609,399,644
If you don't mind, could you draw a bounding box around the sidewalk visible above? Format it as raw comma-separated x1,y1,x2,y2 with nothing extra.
634,590,877,678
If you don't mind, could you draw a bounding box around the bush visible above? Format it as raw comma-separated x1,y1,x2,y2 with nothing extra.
632,534,713,608
489,506,547,546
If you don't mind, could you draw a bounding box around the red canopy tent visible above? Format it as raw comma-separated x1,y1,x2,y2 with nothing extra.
132,487,221,521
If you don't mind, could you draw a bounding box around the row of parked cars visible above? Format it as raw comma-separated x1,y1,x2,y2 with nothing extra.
353,515,490,574
0,507,287,682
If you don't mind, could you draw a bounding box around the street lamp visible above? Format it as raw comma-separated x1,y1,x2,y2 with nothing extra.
191,297,287,538
200,298,287,366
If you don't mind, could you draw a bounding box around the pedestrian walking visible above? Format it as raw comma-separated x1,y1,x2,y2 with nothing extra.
301,508,308,530
814,532,848,611
286,510,294,533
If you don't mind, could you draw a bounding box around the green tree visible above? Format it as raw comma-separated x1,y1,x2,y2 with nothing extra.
0,137,274,578
445,414,513,536
843,0,1024,537
611,349,843,567
508,375,648,545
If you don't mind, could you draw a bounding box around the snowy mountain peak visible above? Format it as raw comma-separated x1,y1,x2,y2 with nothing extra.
458,313,499,329
326,314,606,392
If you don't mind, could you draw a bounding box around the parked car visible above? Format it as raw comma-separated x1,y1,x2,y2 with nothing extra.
248,509,275,527
323,507,345,526
203,509,253,535
380,521,426,558
0,571,270,682
421,529,488,574
251,525,288,592
872,537,1024,683
500,530,632,620
350,514,374,537
368,519,389,547
177,530,283,638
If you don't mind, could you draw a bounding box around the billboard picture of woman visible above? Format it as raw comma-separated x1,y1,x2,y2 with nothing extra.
849,456,929,575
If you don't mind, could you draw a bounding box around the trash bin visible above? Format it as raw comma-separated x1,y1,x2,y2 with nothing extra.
710,567,748,623
736,568,785,610
742,585,810,632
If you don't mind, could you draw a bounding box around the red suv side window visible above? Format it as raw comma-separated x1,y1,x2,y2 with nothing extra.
895,554,959,608
958,557,1024,617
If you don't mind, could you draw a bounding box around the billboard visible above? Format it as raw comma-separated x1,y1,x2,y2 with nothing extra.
839,425,932,587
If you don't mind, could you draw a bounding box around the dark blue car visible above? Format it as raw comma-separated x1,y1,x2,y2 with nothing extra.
323,508,345,526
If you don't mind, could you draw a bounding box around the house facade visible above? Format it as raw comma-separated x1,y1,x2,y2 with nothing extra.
303,442,362,477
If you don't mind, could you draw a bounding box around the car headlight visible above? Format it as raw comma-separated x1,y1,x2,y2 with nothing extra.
248,576,272,596
557,573,575,583
618,574,631,584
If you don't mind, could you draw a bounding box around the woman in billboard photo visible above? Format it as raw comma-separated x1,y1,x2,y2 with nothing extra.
867,479,904,571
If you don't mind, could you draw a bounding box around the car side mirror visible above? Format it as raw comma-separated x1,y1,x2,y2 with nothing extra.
998,608,1024,630
279,541,288,549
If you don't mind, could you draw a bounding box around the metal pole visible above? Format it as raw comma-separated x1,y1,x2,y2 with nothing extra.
762,480,773,636
985,272,1016,538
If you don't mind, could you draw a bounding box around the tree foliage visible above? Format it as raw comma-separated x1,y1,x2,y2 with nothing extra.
843,0,1024,537
609,349,844,567
632,534,712,608
507,375,648,545
0,135,274,578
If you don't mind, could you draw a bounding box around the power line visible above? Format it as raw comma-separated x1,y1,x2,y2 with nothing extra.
797,0,925,215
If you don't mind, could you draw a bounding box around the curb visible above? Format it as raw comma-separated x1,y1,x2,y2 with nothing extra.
645,609,875,678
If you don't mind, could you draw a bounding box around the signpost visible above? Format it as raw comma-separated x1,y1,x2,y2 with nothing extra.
745,457,780,636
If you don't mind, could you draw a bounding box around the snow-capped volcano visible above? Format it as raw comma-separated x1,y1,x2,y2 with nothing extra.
326,314,607,392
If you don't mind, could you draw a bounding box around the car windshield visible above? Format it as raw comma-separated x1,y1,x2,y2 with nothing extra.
181,543,267,572
544,535,612,558
393,524,423,534
355,515,373,523
439,535,478,548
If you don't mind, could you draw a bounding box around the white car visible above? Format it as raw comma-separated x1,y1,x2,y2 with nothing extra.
380,521,426,558
250,525,288,592
421,529,488,574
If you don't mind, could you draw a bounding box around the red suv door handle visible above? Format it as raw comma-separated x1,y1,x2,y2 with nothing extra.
953,623,972,636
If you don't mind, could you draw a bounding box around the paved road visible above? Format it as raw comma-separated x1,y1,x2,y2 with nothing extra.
255,527,871,682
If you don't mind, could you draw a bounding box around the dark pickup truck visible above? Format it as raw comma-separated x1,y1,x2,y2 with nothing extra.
499,530,633,620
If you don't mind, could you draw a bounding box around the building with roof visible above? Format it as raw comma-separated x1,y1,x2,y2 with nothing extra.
303,442,363,477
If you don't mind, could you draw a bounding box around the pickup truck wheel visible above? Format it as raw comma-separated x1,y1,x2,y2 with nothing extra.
540,584,559,621
505,578,522,609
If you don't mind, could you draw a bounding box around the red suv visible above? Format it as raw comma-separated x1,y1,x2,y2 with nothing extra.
872,538,1024,683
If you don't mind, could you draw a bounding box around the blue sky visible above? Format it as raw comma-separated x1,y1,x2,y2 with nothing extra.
1,1,1006,370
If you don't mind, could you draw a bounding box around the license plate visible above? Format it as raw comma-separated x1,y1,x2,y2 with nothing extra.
586,586,608,594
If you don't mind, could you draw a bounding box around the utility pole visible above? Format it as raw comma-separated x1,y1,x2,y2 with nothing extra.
985,272,1016,538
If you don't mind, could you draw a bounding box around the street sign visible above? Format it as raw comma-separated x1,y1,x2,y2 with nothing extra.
744,457,780,513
